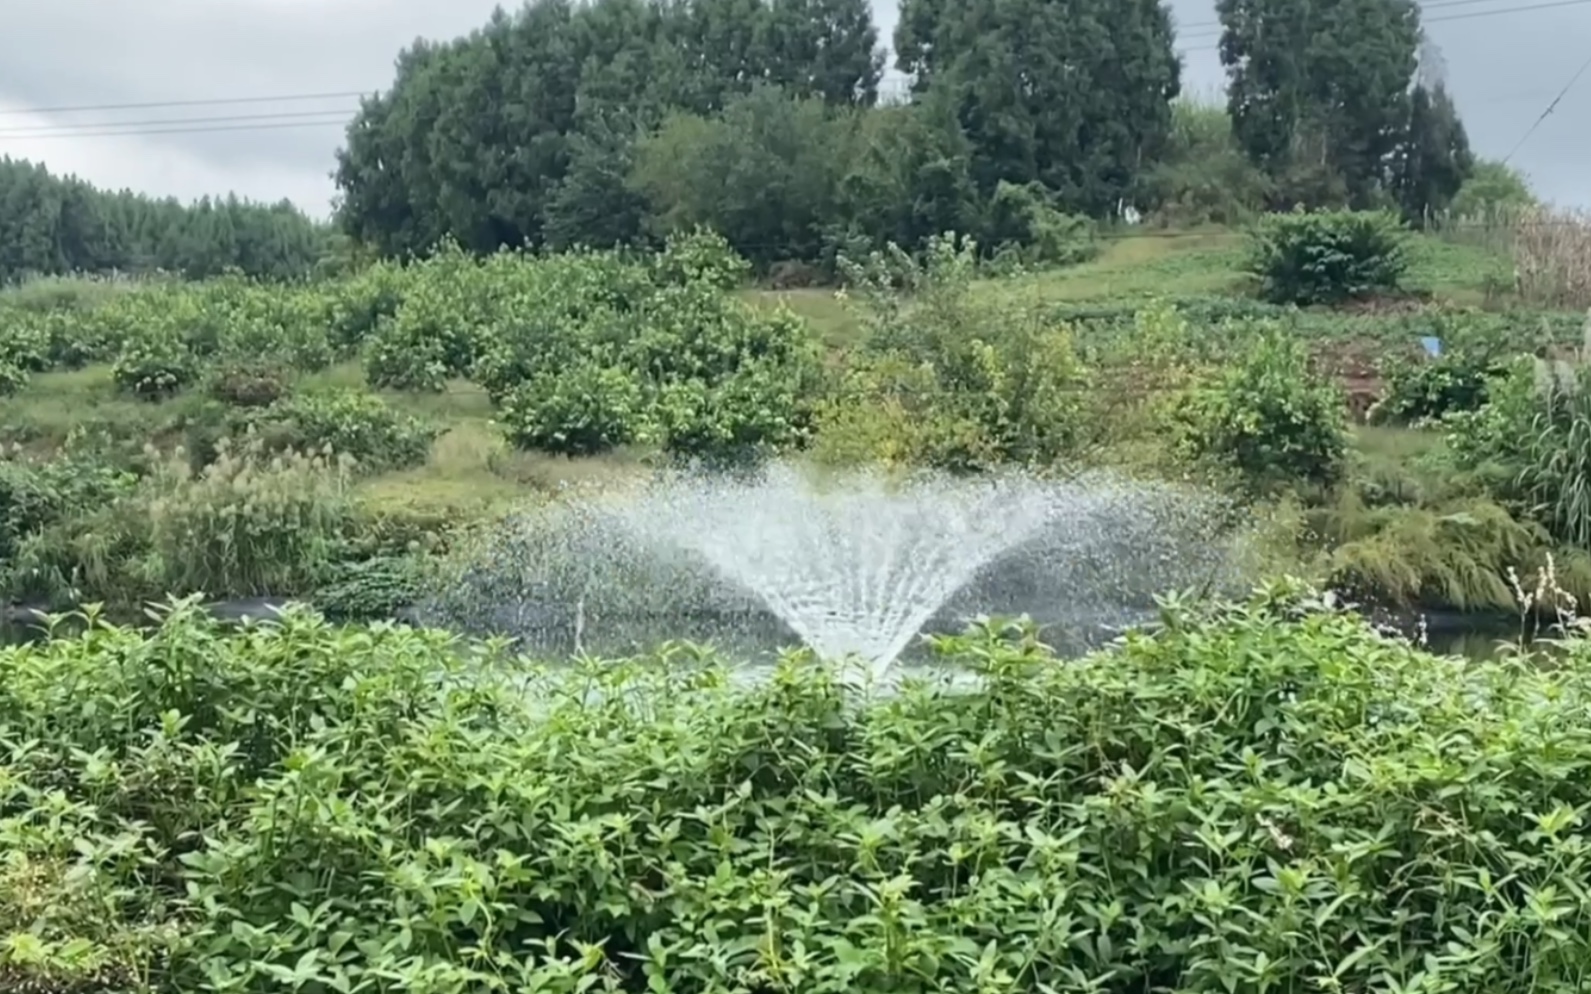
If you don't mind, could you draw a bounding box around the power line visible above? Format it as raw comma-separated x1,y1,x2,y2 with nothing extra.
0,76,1562,142
0,90,370,118
0,0,1576,144
1502,49,1591,163
0,108,357,138
1178,0,1591,48
1175,0,1527,36
0,119,351,141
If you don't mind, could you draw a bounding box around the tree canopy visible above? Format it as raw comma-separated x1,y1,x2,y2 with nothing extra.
1216,0,1474,220
5,0,1491,282
0,157,335,284
333,0,1184,265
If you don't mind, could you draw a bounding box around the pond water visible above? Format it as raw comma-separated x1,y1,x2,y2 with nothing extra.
0,601,1555,665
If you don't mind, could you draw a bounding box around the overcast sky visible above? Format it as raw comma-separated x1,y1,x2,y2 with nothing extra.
0,0,1585,218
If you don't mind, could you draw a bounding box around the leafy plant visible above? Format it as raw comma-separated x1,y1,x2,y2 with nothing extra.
204,356,296,408
111,331,197,399
821,235,1091,471
242,390,437,472
497,362,648,455
0,360,25,397
141,440,354,597
312,554,426,620
0,451,137,562
0,316,49,372
364,244,489,392
1248,208,1409,305
8,586,1591,991
1373,353,1494,425
1175,327,1348,491
328,259,406,354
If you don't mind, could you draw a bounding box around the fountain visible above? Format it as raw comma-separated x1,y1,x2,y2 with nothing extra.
613,464,1162,675
424,461,1248,676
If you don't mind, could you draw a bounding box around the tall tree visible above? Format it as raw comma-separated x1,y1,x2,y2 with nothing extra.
894,0,1181,216
335,0,881,257
632,85,853,264
1448,158,1536,219
1218,0,1421,207
1393,81,1473,224
0,157,331,283
761,0,883,105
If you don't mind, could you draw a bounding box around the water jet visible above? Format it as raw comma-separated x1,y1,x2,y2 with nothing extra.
425,461,1247,675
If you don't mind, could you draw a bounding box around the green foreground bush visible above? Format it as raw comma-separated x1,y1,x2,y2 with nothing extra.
1248,209,1409,306
6,585,1591,992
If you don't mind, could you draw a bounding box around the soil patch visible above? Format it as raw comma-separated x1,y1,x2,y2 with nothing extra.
1308,338,1411,422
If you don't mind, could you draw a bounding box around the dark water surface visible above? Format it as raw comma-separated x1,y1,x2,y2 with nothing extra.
0,600,1551,665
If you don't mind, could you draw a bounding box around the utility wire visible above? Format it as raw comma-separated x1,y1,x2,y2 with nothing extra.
1179,0,1591,47
4,76,1549,142
0,90,369,118
0,119,352,141
1176,0,1531,35
0,74,1565,142
1502,49,1591,162
0,109,357,138
0,0,1579,142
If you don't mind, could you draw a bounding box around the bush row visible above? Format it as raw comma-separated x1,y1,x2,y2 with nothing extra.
5,585,1591,992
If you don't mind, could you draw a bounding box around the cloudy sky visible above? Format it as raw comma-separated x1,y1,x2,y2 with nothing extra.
0,0,1585,217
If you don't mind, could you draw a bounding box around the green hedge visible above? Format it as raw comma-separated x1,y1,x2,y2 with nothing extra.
4,586,1591,992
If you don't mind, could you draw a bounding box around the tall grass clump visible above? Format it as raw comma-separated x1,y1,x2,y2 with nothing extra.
142,441,353,596
1512,205,1591,308
9,584,1591,990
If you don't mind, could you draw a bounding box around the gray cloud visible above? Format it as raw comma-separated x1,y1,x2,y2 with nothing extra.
0,0,1585,214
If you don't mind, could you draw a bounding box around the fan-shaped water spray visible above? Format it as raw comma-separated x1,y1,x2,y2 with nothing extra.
424,461,1249,677
614,464,1136,673
607,464,1069,667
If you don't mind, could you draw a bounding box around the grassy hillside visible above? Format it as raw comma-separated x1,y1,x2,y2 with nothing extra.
2,221,1581,619
0,225,1522,517
751,227,1514,350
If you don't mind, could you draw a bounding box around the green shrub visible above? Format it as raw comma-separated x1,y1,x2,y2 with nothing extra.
1248,208,1409,305
1441,353,1591,548
649,226,752,291
1175,327,1348,491
983,180,1099,267
111,331,197,399
0,316,50,371
1516,372,1591,549
204,356,296,408
1371,349,1501,425
820,235,1090,470
0,452,137,562
312,554,426,620
328,260,407,354
364,244,489,391
41,306,121,368
8,585,1591,991
0,360,25,397
243,390,437,472
497,362,647,455
631,287,821,463
0,451,143,603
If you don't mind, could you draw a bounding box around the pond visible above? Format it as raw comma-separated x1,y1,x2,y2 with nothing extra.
0,600,1557,665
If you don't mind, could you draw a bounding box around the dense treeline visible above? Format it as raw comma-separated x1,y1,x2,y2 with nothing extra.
333,0,1479,268
334,0,1181,267
1218,0,1473,218
0,0,1484,280
0,157,336,284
